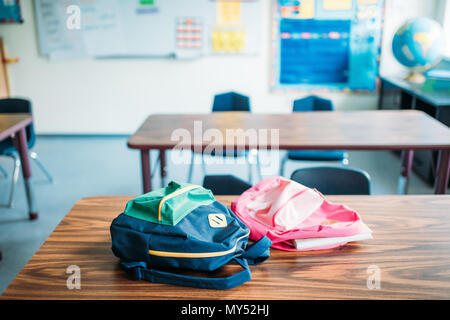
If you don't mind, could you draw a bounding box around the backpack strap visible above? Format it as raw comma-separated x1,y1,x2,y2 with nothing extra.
242,235,272,265
121,258,251,290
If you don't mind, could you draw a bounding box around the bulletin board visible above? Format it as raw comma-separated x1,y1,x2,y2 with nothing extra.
271,0,385,93
0,0,23,23
33,0,262,60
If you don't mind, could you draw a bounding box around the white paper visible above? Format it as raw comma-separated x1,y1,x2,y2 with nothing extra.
293,224,373,250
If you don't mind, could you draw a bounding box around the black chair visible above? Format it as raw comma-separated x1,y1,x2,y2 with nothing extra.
188,91,261,184
0,98,53,208
202,175,252,195
290,166,371,195
212,92,250,112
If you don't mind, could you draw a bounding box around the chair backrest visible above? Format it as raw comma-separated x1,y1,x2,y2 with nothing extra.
0,98,35,150
212,92,250,112
203,175,252,195
290,166,371,195
293,95,334,112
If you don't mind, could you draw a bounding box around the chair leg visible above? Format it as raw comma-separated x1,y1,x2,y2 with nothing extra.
201,153,207,177
187,152,195,183
279,153,288,177
151,152,159,180
342,152,349,166
0,163,8,178
246,151,253,184
255,150,262,182
29,152,53,183
0,154,21,208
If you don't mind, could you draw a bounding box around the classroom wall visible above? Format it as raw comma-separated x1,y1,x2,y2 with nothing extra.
0,0,444,134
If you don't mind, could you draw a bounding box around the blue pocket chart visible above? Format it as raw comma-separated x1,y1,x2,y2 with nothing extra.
272,0,385,93
0,0,23,23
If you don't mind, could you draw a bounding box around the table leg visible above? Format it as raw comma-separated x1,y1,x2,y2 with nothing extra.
434,149,450,195
141,149,152,194
13,128,38,220
377,79,385,110
398,150,414,195
160,149,167,188
430,151,437,178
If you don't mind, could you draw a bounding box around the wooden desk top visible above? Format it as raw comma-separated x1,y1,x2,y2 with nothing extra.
3,195,450,300
127,110,450,151
0,113,32,141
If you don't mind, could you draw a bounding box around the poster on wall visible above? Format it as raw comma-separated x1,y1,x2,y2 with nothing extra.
0,0,23,23
271,0,385,93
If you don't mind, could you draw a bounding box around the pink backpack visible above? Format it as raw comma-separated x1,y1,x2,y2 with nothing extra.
231,176,368,251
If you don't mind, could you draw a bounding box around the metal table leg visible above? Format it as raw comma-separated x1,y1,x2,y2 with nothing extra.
13,128,38,220
434,149,450,194
141,149,151,194
398,150,414,195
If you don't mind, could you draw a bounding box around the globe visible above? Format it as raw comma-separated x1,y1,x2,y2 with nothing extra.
392,17,445,83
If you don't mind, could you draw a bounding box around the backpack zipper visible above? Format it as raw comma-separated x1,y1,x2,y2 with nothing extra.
158,185,201,221
148,232,250,258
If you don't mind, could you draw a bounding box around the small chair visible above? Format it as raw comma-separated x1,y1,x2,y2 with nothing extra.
211,91,250,112
202,175,252,195
0,98,53,208
279,96,348,177
290,166,371,195
188,91,261,183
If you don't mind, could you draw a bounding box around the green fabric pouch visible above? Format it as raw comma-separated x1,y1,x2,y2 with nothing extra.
124,181,215,226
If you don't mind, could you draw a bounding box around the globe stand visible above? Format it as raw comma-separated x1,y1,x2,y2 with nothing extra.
404,71,426,84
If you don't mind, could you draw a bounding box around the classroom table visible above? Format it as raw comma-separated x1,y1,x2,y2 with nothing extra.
2,195,450,300
128,110,450,195
0,114,38,220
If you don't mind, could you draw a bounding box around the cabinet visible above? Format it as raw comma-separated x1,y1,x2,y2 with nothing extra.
378,76,450,185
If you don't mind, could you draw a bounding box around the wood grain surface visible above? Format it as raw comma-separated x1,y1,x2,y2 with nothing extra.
0,114,32,141
127,110,450,150
2,195,450,300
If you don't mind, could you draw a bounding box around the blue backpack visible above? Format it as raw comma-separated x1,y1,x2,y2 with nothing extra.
110,181,271,290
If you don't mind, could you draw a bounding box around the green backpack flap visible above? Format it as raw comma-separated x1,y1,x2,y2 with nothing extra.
124,181,215,226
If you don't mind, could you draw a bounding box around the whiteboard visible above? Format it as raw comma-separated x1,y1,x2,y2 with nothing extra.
34,0,262,60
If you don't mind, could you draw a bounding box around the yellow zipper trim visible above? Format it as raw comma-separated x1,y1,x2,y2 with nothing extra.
148,232,250,258
158,185,201,221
